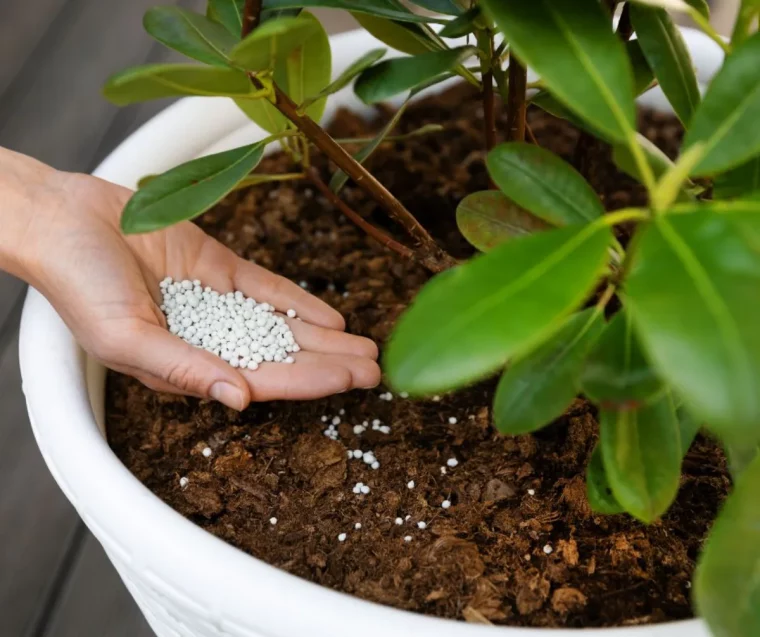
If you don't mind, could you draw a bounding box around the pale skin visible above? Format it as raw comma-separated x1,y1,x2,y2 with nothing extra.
0,146,381,410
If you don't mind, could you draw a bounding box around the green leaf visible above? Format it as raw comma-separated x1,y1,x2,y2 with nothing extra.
695,453,760,637
121,142,266,233
144,6,238,66
481,0,636,143
494,308,605,435
208,0,245,37
384,223,613,395
229,15,319,71
439,6,481,38
600,392,681,522
587,444,625,515
103,64,253,105
409,0,462,15
301,48,386,110
630,5,700,125
236,11,330,133
352,12,440,55
684,33,760,176
627,40,657,96
487,143,604,226
624,211,760,441
677,406,701,456
456,190,551,252
581,310,665,409
261,0,443,23
724,439,759,481
354,47,475,104
714,156,760,199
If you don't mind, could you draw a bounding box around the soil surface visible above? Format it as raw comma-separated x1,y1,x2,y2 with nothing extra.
107,83,730,628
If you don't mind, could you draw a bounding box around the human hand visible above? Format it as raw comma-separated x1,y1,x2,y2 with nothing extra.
5,150,380,410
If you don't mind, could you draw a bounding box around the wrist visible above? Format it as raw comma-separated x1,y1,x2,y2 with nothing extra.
0,147,61,281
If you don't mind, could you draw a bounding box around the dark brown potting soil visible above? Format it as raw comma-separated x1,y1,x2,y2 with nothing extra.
106,83,730,628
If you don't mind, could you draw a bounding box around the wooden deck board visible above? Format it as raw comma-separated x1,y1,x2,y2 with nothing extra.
0,329,82,637
42,535,155,637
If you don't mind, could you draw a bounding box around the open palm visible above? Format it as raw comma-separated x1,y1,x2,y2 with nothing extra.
23,169,380,410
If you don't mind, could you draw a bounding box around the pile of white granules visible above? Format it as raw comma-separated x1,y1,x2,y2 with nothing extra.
159,277,300,370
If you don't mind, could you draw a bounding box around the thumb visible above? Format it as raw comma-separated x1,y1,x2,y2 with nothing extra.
120,324,251,410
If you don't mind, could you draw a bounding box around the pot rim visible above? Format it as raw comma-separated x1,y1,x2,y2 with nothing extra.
20,26,721,637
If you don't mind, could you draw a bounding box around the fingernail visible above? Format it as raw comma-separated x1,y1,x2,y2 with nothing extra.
210,382,246,411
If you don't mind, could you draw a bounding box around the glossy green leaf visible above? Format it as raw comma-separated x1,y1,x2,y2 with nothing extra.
144,7,238,66
600,393,681,523
487,143,604,226
301,48,386,110
494,309,605,435
208,0,245,37
103,64,253,105
627,40,656,96
229,15,319,71
384,223,613,395
261,0,442,22
625,211,760,440
236,11,330,132
121,142,266,233
630,5,700,125
581,310,664,409
684,33,760,175
530,40,652,132
677,406,701,456
330,95,410,193
354,47,475,104
352,12,440,55
695,453,760,637
714,156,760,199
409,0,462,15
439,6,481,38
456,190,551,252
587,445,625,515
481,0,636,143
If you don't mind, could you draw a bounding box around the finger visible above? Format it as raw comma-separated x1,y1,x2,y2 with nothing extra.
285,317,378,360
241,352,381,401
115,323,251,410
106,361,200,397
232,258,345,331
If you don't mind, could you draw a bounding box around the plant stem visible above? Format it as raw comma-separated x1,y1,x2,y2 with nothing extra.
236,172,306,189
239,1,454,272
506,53,527,142
601,207,649,226
477,32,497,152
269,85,454,269
690,9,731,54
241,0,262,38
307,169,421,266
525,122,539,146
331,124,443,145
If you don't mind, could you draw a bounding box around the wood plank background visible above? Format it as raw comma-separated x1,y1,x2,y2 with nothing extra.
0,1,736,635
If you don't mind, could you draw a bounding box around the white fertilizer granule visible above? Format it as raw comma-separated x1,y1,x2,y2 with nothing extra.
160,278,301,370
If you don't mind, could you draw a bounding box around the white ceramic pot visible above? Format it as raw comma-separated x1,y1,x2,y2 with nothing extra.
21,26,723,637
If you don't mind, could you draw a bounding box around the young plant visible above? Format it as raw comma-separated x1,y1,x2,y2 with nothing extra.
103,1,760,634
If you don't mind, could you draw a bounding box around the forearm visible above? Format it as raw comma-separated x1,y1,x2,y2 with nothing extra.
0,146,59,281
